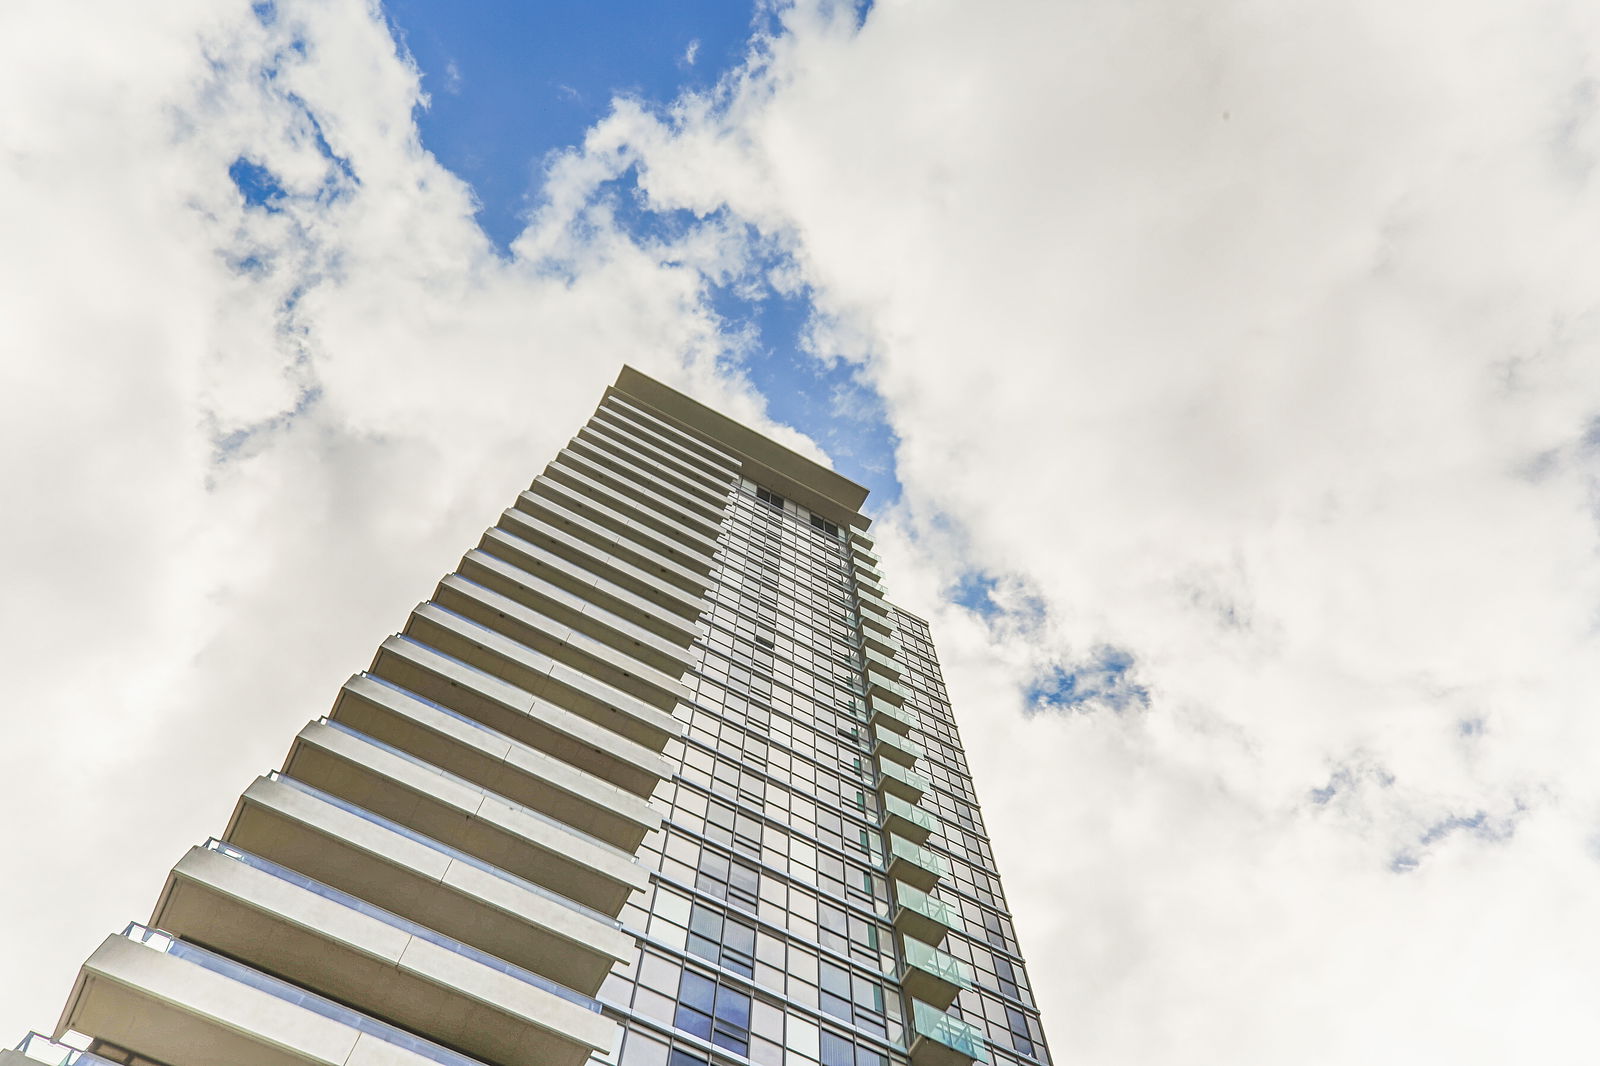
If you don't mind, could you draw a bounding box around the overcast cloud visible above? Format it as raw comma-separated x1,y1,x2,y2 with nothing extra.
5,0,1600,1062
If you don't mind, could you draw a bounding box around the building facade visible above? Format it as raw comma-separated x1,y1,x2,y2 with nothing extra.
9,368,1052,1066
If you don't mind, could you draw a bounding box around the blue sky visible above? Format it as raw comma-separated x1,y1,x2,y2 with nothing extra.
377,0,901,507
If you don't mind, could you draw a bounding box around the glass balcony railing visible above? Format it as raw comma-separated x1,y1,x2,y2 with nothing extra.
883,794,938,835
863,647,902,678
878,760,930,797
870,679,911,707
903,939,972,989
201,840,601,1011
870,699,920,731
875,730,924,761
895,882,957,930
859,610,895,636
118,924,497,1066
268,773,620,927
889,836,950,878
863,630,902,656
13,1034,120,1066
912,1001,989,1063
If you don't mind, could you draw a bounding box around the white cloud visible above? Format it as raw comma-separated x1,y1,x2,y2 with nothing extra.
7,0,1600,1062
0,0,775,1037
599,1,1600,1060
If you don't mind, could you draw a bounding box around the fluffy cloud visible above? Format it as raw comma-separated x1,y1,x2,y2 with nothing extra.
604,1,1600,1061
7,0,1600,1061
0,0,770,1035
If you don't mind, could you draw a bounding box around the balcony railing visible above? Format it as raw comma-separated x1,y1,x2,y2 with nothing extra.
890,836,950,879
912,1001,989,1063
883,793,938,834
874,730,924,763
878,760,930,799
863,647,903,679
200,840,601,1011
903,938,972,989
868,673,911,704
12,1035,120,1066
896,882,957,927
118,924,495,1066
315,719,636,863
870,698,919,734
268,773,619,927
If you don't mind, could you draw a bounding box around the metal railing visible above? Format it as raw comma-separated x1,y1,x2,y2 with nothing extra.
266,772,621,927
201,840,601,1010
118,924,497,1066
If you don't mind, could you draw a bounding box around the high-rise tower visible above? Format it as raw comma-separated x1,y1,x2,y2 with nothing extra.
9,367,1052,1066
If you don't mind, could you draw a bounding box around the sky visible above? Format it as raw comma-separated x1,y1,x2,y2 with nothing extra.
4,0,1600,1061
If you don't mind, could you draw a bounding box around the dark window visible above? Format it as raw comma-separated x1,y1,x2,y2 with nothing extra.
687,903,756,978
674,972,752,1055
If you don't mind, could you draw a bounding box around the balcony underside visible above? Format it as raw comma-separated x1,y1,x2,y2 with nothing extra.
222,775,631,987
148,847,612,1066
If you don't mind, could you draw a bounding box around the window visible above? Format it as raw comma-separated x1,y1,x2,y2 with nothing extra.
697,848,760,913
687,902,757,978
810,513,840,537
756,487,786,510
674,971,752,1055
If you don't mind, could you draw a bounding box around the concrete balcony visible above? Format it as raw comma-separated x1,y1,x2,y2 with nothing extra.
56,926,610,1066
877,760,929,804
868,670,911,706
859,609,895,637
863,646,903,680
368,635,672,797
849,526,876,551
580,417,733,499
431,573,692,712
550,448,723,537
571,429,729,510
869,696,919,736
887,835,948,893
223,774,631,990
148,845,614,1066
532,458,722,561
909,1000,988,1066
280,721,649,915
497,507,709,622
861,628,901,659
403,602,681,751
331,673,661,851
899,938,972,1011
513,489,713,596
524,473,719,575
590,407,740,492
600,396,740,476
891,882,956,947
873,729,922,768
881,793,938,845
857,587,892,619
853,556,884,580
463,540,699,659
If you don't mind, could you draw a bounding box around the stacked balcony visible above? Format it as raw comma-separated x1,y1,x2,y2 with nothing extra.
849,539,987,1066
43,388,740,1066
